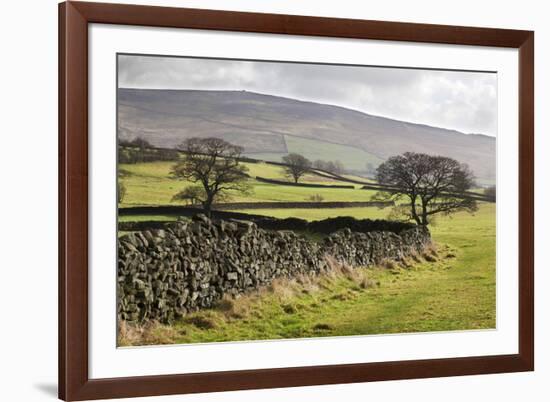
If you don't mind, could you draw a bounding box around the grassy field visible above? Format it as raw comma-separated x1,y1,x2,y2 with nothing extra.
117,158,496,344
243,135,383,172
238,206,392,221
118,214,178,222
284,135,383,170
119,203,495,345
119,161,378,207
118,207,394,224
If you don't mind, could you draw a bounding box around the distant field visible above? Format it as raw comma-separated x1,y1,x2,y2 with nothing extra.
238,206,392,221
342,173,375,183
284,135,383,170
118,214,177,222
118,207,393,226
244,135,383,173
240,152,287,163
475,178,496,187
119,161,378,208
118,161,490,224
240,161,348,184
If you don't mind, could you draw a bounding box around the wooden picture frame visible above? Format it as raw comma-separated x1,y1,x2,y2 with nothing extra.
59,1,534,400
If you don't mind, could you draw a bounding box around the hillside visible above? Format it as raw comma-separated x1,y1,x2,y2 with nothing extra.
118,88,496,182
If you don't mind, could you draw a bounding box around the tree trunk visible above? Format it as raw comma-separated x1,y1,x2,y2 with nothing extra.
420,199,429,226
203,193,214,217
410,197,421,225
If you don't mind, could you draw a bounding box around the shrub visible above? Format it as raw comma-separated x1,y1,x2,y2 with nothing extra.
307,194,324,202
185,315,216,329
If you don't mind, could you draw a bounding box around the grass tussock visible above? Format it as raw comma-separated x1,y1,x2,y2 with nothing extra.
313,323,333,331
421,242,439,262
409,250,422,263
267,277,298,301
184,315,217,330
282,303,298,314
324,255,370,284
215,294,252,319
400,256,415,269
380,258,397,270
118,320,180,347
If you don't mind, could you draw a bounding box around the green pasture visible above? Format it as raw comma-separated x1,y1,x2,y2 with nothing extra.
117,158,496,343
118,161,377,207
242,182,373,202
122,203,495,344
118,207,393,226
284,135,383,170
238,206,392,221
341,173,375,183
118,161,488,224
241,152,287,163
192,203,495,340
240,161,346,185
244,135,383,172
118,214,177,222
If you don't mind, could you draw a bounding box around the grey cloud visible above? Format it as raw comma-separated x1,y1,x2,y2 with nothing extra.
118,54,497,136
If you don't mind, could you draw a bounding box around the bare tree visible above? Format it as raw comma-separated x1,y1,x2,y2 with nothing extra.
171,137,251,216
332,160,345,175
129,137,151,150
313,160,325,170
374,152,478,225
282,153,312,183
313,159,345,175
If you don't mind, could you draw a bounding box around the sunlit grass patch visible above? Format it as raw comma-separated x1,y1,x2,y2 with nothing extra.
117,235,479,346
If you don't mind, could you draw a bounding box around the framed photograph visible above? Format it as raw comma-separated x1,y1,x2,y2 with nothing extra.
59,1,534,400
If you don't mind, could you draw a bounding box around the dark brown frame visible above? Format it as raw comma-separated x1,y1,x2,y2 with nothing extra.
59,1,534,400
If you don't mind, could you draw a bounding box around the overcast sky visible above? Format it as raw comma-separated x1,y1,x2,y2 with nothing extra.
118,54,497,137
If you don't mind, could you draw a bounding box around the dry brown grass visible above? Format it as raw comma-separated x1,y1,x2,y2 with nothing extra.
118,320,180,347
359,276,377,289
267,277,298,301
321,255,379,292
422,242,439,262
380,258,397,270
400,256,414,269
295,273,321,294
184,315,217,329
434,243,457,260
324,255,366,282
215,294,252,319
409,249,422,263
203,255,376,325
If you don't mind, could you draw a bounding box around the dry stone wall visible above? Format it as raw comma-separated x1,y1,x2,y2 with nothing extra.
118,215,431,323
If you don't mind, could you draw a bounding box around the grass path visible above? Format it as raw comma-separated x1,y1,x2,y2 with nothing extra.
120,204,495,345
